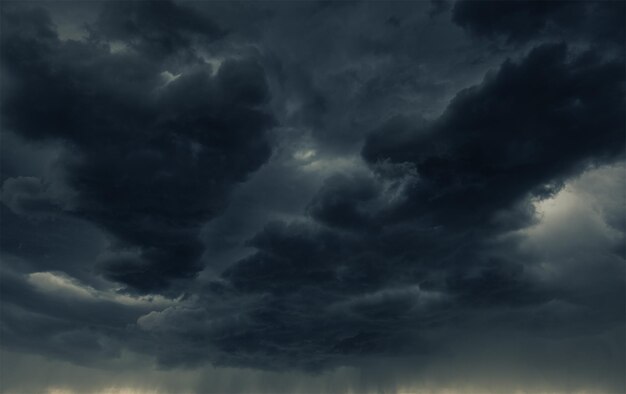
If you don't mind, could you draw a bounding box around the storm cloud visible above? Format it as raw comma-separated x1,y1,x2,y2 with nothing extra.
1,1,624,393
453,0,625,47
2,2,273,292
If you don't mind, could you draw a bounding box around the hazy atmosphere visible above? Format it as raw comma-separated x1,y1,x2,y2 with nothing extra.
1,1,624,393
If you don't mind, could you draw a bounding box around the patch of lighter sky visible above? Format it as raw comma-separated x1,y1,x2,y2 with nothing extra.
26,271,177,307
160,71,182,86
519,163,625,282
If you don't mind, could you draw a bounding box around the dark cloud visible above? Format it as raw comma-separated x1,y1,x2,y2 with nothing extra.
453,0,626,47
94,0,224,60
363,43,625,228
1,3,274,292
429,0,450,17
199,0,485,151
307,173,380,230
0,267,160,365
1,176,60,219
205,220,552,369
1,1,624,392
188,42,624,370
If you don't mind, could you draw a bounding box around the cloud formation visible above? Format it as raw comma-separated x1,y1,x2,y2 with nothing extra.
192,41,624,371
453,0,625,47
0,1,624,393
2,2,274,292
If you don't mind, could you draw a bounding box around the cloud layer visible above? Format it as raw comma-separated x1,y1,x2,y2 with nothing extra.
1,1,624,393
2,3,273,292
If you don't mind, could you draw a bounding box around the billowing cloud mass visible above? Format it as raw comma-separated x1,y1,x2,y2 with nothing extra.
2,2,272,292
0,1,624,394
453,0,625,46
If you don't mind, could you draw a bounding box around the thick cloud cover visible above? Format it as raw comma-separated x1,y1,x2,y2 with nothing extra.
363,43,624,227
1,1,624,393
196,41,624,371
2,2,273,292
453,0,625,47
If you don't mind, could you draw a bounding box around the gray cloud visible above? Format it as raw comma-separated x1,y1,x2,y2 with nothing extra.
0,1,624,393
2,2,274,293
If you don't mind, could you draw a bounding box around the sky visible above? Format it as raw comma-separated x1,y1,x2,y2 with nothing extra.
0,1,624,393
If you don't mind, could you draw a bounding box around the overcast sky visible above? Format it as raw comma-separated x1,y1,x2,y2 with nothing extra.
0,1,624,393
